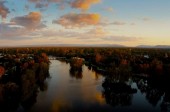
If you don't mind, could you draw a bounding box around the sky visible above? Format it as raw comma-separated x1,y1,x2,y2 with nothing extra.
0,0,170,47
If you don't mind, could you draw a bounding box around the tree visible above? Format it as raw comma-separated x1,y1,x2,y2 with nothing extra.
0,66,5,77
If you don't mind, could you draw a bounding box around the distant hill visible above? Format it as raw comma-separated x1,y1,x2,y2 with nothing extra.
136,45,170,48
136,45,154,48
0,44,170,48
0,44,126,48
84,44,126,47
154,45,170,48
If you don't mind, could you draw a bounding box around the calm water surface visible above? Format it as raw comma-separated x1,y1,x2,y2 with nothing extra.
30,60,167,112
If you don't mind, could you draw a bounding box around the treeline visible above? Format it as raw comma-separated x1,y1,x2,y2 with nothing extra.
0,52,49,111
1,47,170,76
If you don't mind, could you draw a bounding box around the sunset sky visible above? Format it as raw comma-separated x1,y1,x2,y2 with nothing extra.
0,0,170,46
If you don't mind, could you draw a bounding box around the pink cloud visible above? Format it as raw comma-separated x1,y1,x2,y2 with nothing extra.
10,12,46,30
53,13,100,28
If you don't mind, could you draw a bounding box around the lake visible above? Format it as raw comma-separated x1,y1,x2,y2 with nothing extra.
27,60,169,112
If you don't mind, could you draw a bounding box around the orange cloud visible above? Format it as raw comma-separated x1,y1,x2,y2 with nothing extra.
53,13,100,28
0,1,10,19
11,12,46,30
28,0,100,10
28,12,41,21
71,0,100,10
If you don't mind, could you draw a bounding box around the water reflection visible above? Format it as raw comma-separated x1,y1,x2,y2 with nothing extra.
20,92,37,111
136,78,164,107
52,99,72,112
0,82,47,112
32,60,170,112
134,75,170,111
0,61,49,112
31,60,107,112
102,75,137,107
161,91,170,112
69,57,84,79
1,59,170,112
69,67,83,79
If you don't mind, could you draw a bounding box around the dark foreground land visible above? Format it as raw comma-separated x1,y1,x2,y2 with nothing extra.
0,47,170,112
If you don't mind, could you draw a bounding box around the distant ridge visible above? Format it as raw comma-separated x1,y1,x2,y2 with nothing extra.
155,45,170,48
0,44,170,48
136,45,154,48
136,45,170,48
0,44,126,48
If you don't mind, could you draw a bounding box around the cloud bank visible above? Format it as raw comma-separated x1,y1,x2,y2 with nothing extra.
53,13,100,28
10,12,46,30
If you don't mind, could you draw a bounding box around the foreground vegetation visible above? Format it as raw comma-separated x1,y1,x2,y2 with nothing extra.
0,52,49,111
